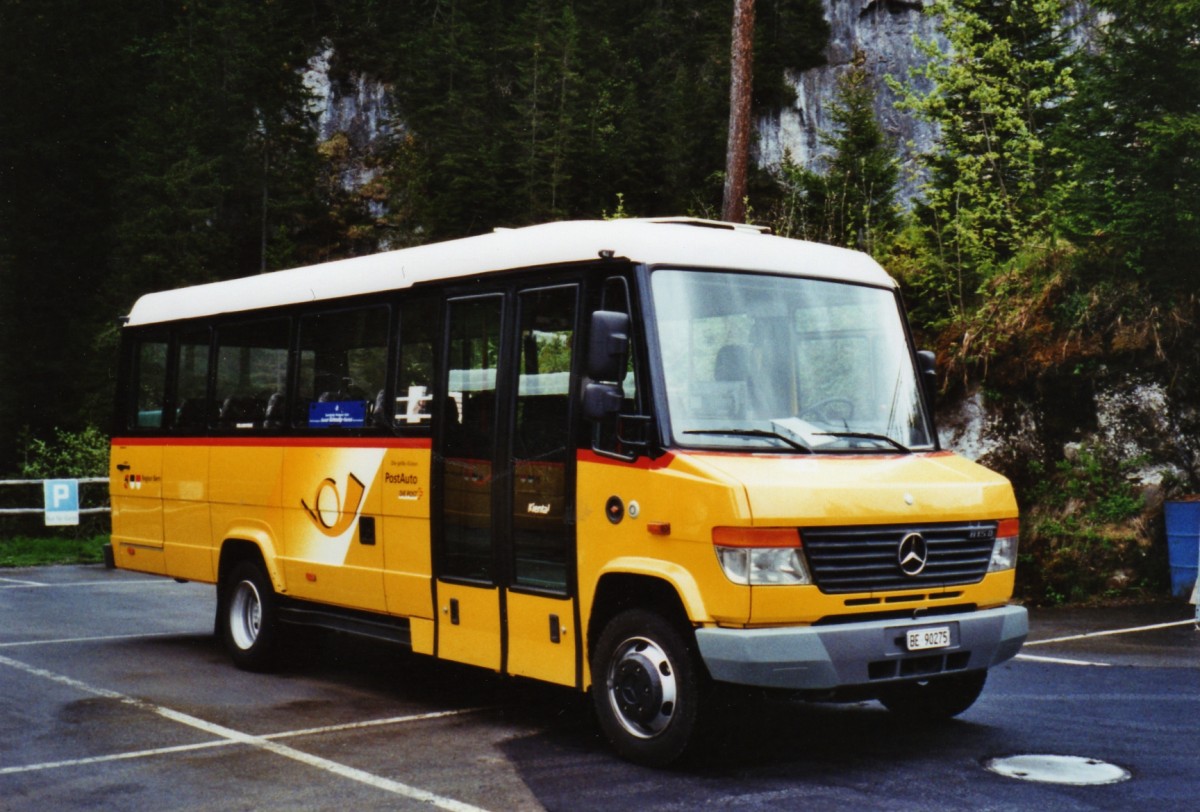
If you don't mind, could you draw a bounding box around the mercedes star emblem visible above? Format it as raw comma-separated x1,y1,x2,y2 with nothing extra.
897,532,929,576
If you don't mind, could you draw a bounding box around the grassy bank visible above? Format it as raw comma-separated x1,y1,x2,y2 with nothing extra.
0,535,109,567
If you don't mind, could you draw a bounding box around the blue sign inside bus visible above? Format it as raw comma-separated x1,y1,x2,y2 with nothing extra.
308,400,367,429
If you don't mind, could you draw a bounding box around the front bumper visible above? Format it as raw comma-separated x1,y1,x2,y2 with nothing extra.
694,604,1028,691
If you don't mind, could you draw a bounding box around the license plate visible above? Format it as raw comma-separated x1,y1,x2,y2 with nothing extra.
906,626,951,651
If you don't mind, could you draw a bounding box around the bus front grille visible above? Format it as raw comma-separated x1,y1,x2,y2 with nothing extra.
801,522,996,594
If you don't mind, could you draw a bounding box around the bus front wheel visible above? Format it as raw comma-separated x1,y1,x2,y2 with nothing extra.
220,560,281,672
591,608,707,766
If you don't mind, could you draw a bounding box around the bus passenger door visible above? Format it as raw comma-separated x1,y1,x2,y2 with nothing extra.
436,286,580,686
504,285,579,687
437,295,505,670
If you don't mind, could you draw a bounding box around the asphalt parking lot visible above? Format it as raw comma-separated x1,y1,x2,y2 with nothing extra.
2,565,1197,811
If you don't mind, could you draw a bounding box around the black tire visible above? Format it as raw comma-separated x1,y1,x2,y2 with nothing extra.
591,608,708,766
878,670,987,721
220,560,282,672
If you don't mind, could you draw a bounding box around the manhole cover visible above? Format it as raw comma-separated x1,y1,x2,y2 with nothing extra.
985,754,1131,786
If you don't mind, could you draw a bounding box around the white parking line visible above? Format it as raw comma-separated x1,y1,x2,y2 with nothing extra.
1013,617,1196,668
0,739,229,776
0,653,491,812
0,709,484,776
0,576,49,587
1023,618,1195,647
268,709,484,741
0,578,184,590
1014,653,1112,667
0,632,184,649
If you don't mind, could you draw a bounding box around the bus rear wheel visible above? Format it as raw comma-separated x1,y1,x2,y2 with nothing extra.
220,560,281,672
591,608,707,766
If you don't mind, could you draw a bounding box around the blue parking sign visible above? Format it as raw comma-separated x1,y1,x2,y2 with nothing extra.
44,479,80,526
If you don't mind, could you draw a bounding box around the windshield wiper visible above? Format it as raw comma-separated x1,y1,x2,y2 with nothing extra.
683,428,813,453
814,432,912,453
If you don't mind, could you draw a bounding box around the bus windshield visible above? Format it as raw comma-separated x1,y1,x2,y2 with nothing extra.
651,269,933,453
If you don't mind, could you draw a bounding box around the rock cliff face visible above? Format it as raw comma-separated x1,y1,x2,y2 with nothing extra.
760,0,1098,204
939,374,1199,491
302,44,394,212
758,0,943,202
935,360,1200,602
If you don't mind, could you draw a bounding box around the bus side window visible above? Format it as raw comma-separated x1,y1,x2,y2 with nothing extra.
129,335,169,430
395,300,436,431
591,276,647,457
297,307,388,431
174,326,212,431
512,285,577,591
601,277,639,407
214,319,290,431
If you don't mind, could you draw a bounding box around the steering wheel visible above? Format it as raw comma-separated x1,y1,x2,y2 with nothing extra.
801,397,855,423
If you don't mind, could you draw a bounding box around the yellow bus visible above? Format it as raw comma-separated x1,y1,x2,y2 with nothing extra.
110,218,1026,765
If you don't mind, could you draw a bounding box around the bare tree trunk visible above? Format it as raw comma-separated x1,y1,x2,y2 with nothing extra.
722,0,755,223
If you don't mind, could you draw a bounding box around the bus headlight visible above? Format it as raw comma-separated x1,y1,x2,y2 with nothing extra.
988,518,1020,572
713,528,813,586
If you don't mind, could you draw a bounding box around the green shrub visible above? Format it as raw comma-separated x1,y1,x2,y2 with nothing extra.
17,425,108,478
1017,442,1155,604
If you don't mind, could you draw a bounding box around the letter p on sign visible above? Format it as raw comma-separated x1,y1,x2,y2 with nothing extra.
44,479,80,526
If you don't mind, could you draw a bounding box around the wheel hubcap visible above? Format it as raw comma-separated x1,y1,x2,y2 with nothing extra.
606,637,676,738
229,579,262,651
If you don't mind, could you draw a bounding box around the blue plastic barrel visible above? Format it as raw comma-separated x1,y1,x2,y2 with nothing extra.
1164,500,1200,598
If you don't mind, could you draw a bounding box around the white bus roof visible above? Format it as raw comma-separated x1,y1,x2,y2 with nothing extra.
123,218,895,327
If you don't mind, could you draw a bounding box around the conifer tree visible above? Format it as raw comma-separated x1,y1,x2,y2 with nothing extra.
110,0,327,296
1061,0,1200,286
507,0,583,222
365,0,826,236
0,0,148,461
897,0,1073,315
778,51,899,254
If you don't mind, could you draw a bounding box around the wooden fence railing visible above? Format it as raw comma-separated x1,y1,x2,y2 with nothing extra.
0,477,110,517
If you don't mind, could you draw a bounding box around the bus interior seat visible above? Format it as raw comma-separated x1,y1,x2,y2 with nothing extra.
262,393,286,428
516,396,568,461
712,344,756,417
176,398,210,431
371,389,388,427
219,396,264,428
437,395,464,449
458,391,494,451
715,344,751,383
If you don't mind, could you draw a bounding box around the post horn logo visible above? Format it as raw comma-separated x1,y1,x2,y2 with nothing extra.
301,473,366,537
897,532,929,577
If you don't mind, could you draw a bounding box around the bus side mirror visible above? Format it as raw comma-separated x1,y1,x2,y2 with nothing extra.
584,311,630,423
588,311,629,383
583,381,623,422
917,350,937,407
584,308,653,459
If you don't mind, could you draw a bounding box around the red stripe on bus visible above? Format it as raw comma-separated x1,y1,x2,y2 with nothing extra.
111,436,433,450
